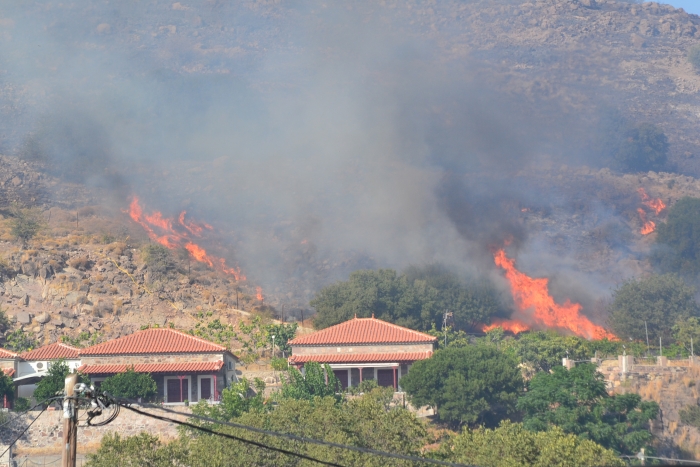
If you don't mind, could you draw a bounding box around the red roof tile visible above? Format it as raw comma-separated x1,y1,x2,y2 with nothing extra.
77,361,224,375
21,342,80,361
288,317,437,346
0,348,18,359
289,351,432,365
80,328,226,356
2,368,14,377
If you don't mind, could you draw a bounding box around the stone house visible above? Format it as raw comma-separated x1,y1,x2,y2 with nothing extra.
78,328,238,404
15,342,81,401
288,316,437,390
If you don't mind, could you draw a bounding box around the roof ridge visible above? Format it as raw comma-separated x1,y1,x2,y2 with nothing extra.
163,328,227,349
0,347,18,358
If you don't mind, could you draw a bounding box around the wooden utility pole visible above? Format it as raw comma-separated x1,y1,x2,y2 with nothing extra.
62,373,79,467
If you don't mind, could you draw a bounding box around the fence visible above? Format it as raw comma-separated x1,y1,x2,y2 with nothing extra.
12,455,87,467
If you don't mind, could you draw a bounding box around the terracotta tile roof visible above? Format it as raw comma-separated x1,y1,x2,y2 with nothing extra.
2,368,14,377
20,342,80,361
0,348,18,359
77,361,224,375
80,328,226,355
288,317,438,346
289,351,432,365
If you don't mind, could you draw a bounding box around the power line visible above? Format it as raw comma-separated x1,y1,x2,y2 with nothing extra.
122,404,346,467
0,396,61,428
0,405,49,459
620,454,700,465
118,399,471,467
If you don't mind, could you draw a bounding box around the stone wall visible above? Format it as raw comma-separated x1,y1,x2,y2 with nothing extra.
1,405,191,456
291,343,434,356
80,352,224,365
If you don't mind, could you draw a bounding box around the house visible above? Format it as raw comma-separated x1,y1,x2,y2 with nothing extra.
15,342,81,400
0,348,18,408
288,316,437,390
77,328,238,404
0,348,18,379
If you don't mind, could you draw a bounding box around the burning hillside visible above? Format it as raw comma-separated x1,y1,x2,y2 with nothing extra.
127,197,246,282
488,248,615,340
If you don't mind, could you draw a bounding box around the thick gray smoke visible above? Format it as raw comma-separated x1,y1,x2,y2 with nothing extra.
0,1,638,311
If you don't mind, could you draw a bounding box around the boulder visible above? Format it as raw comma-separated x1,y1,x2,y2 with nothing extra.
65,292,85,307
16,312,31,324
35,313,50,324
21,261,37,277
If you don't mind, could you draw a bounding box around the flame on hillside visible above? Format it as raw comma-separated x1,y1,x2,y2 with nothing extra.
256,286,263,302
127,197,246,281
637,188,666,235
493,248,615,340
481,318,530,334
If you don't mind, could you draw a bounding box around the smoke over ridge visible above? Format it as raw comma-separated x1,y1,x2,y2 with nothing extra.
0,1,645,316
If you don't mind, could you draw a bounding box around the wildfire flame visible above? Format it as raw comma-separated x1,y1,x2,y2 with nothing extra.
637,208,655,236
638,188,666,215
493,249,616,340
256,286,263,302
481,318,530,334
127,197,246,281
636,188,666,235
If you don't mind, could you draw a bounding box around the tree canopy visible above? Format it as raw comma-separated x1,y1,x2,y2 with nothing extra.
400,345,523,427
613,122,669,173
310,265,502,331
280,361,341,401
517,363,658,455
653,197,700,276
437,420,624,467
33,359,70,404
100,367,157,400
87,391,430,467
607,274,699,342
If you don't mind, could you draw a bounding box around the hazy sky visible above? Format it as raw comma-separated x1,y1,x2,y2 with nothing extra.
662,0,700,15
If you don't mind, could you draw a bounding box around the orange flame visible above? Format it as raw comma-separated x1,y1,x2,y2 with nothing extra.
481,319,530,334
638,188,666,215
256,286,263,301
637,208,656,236
494,249,616,340
127,197,246,281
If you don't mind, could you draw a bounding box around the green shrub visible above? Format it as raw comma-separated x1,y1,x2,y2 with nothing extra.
100,367,157,400
10,206,45,244
688,45,700,71
653,197,700,276
141,244,174,282
13,397,31,412
680,404,700,428
613,123,668,173
270,356,288,371
608,274,699,342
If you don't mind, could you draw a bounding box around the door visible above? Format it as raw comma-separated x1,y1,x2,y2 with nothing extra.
333,370,348,390
200,377,212,400
377,369,394,388
166,378,189,402
167,379,181,402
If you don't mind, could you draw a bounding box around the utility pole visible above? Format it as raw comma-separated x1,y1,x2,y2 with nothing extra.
442,311,452,348
644,321,650,355
692,337,694,357
659,336,662,358
62,373,79,467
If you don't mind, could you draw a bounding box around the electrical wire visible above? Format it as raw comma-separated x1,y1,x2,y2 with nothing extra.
620,454,700,465
119,400,472,467
0,404,48,459
121,404,347,467
0,396,62,428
